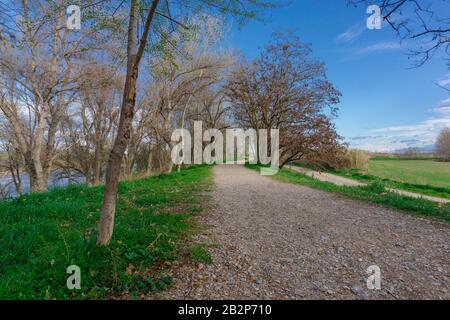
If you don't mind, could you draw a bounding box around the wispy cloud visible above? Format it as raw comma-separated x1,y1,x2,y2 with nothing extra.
432,97,450,114
437,74,450,87
348,97,450,152
356,41,403,55
335,22,366,44
439,79,450,87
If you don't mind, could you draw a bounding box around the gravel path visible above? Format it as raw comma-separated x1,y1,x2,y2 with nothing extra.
165,165,450,300
287,165,450,204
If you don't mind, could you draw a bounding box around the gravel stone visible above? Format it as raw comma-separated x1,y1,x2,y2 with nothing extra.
164,165,450,300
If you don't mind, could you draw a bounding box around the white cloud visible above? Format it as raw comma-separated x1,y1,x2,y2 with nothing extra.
433,97,450,114
439,78,450,87
437,74,450,87
356,41,402,55
336,23,366,43
348,97,450,152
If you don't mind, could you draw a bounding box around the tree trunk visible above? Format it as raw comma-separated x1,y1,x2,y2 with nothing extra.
93,148,102,185
146,148,153,175
123,154,133,179
29,169,47,192
9,165,22,195
24,154,47,192
97,0,160,246
123,142,136,179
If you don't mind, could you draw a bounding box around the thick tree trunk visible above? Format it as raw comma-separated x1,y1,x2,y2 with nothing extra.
28,167,47,192
23,151,47,193
97,0,160,246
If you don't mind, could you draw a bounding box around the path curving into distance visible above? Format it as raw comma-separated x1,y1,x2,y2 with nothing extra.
286,165,450,204
165,165,449,299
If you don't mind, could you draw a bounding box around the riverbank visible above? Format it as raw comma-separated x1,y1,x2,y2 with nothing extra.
0,166,212,299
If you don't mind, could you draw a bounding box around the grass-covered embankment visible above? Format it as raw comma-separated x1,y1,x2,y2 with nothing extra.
247,164,450,222
0,166,212,299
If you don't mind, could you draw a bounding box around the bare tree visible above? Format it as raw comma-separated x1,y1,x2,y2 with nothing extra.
60,65,122,184
226,33,343,168
0,125,23,196
436,128,450,161
98,0,161,245
98,0,276,245
0,0,115,192
350,0,449,66
398,147,419,159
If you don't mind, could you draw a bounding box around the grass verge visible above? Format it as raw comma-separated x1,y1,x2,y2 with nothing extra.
247,164,450,222
0,165,212,299
331,168,450,200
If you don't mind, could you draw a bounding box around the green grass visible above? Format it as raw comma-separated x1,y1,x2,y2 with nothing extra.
367,159,450,188
186,244,213,264
247,164,450,222
0,165,213,300
370,156,442,161
331,167,450,200
330,159,450,200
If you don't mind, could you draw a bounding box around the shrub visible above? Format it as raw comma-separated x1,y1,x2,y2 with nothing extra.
436,128,450,161
345,149,370,171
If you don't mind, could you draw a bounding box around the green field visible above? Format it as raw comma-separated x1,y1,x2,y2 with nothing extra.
0,166,212,299
368,159,450,188
247,164,450,221
330,159,450,200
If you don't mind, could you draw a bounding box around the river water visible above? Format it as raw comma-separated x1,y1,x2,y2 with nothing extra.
0,171,85,198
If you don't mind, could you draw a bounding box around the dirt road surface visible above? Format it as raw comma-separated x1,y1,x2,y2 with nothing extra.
165,165,449,300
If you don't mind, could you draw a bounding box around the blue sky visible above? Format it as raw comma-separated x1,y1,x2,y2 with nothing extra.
228,0,450,152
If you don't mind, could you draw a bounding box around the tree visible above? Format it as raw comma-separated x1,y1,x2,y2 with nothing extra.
226,33,343,168
350,0,449,66
0,124,23,196
97,0,161,245
398,147,419,159
60,64,122,185
97,0,279,245
0,0,117,192
436,128,450,161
